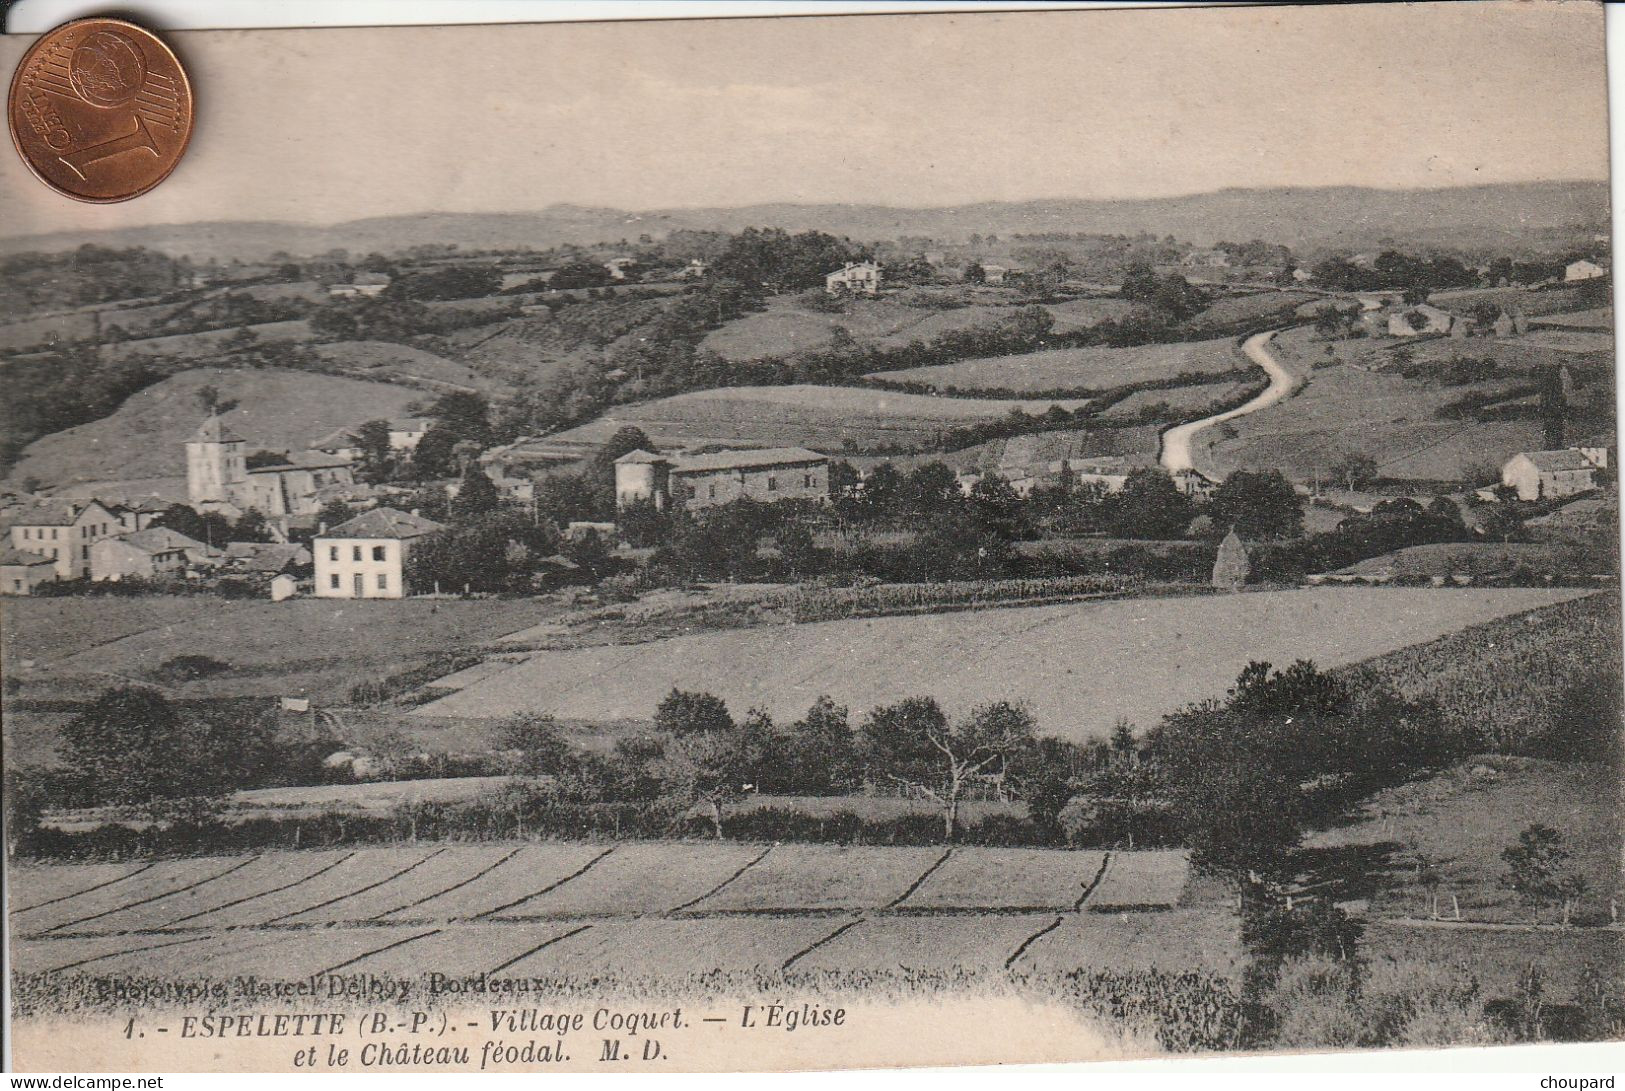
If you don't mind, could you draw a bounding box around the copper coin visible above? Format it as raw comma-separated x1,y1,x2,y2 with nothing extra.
8,18,193,203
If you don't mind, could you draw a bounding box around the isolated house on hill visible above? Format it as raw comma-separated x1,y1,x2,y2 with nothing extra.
1500,447,1609,502
1564,259,1608,282
1387,304,1455,337
328,271,392,297
1211,530,1250,591
314,507,444,599
615,448,831,511
825,261,882,296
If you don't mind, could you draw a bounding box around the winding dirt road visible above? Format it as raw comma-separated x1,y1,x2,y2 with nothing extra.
1158,328,1296,477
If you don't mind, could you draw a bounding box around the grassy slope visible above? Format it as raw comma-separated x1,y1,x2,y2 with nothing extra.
4,367,424,489
313,340,488,391
873,336,1244,392
548,385,1091,451
1200,324,1552,482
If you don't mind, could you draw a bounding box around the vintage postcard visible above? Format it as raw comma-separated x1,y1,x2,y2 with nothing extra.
1,1,1619,1074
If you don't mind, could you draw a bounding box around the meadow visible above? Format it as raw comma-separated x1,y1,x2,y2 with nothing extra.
546,385,1090,451
2,595,562,711
872,336,1244,394
4,366,423,490
417,587,1591,739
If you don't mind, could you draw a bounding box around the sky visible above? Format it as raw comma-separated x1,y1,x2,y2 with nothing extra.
0,1,1610,237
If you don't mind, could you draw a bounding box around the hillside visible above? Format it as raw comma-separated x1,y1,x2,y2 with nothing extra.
5,368,423,492
1,181,1606,261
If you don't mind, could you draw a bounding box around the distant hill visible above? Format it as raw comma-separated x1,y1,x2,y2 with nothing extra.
6,368,423,492
1,182,1607,262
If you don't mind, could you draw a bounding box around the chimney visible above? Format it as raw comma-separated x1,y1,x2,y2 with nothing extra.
411,508,421,518
317,521,327,535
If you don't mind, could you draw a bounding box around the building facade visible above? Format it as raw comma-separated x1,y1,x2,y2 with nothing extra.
614,448,830,512
1500,447,1609,502
187,416,356,519
6,498,122,580
825,261,882,296
313,507,444,599
0,547,58,594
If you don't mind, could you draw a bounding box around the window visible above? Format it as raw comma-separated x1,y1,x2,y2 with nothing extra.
82,546,90,561
11,580,20,592
329,573,340,589
804,473,814,488
329,546,339,562
767,474,777,492
708,483,716,499
352,545,362,562
372,545,386,562
376,573,388,591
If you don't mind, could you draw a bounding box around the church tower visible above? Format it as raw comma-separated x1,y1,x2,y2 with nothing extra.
185,415,247,507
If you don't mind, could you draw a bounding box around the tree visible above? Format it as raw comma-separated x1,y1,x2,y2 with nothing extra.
655,689,746,837
232,508,274,544
1109,468,1195,539
963,262,986,285
780,695,859,794
450,464,501,522
1015,735,1081,840
1502,823,1589,926
862,697,1038,841
497,712,574,776
60,686,233,813
1331,453,1379,493
1208,470,1304,540
355,420,394,481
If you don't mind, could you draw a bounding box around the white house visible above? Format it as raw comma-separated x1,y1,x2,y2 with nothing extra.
825,261,882,296
314,507,444,599
6,498,122,580
1500,447,1609,502
328,271,392,297
1564,259,1608,283
387,418,436,452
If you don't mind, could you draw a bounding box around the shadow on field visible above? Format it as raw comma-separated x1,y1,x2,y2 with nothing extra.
1292,841,1408,903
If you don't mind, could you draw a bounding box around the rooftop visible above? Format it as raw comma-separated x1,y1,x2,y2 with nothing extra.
192,415,246,444
1519,448,1604,473
322,507,446,540
8,497,111,526
0,546,54,566
118,527,210,555
671,447,828,474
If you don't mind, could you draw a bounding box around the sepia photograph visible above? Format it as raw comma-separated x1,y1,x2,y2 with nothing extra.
1,0,1620,1073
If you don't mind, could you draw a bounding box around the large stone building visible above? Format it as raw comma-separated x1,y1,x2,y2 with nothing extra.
615,448,831,512
187,416,356,520
5,498,122,580
1500,447,1609,502
314,507,444,599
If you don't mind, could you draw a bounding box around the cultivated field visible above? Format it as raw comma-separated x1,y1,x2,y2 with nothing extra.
416,587,1591,739
8,842,1198,984
4,367,423,490
1198,325,1551,482
872,337,1244,393
3,596,563,714
548,385,1090,451
313,340,487,391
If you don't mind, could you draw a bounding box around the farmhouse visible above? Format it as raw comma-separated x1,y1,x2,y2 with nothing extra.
1500,447,1609,502
314,507,445,599
188,416,357,521
328,272,392,297
309,417,438,462
615,447,831,511
1564,259,1608,282
1387,304,1456,337
0,546,58,595
224,541,312,575
90,527,216,582
825,261,882,296
5,498,122,580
